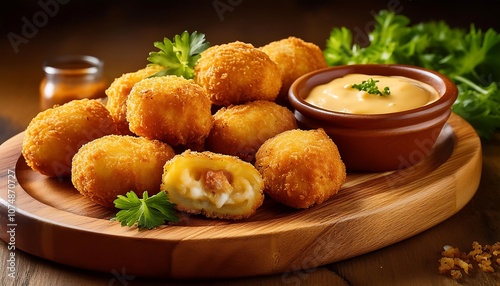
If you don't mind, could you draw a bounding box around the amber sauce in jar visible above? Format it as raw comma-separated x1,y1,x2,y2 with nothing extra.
40,55,107,110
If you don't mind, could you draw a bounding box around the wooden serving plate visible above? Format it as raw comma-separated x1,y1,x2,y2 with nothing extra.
0,113,482,279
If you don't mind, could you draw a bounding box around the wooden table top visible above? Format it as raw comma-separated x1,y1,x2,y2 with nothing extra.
1,1,499,285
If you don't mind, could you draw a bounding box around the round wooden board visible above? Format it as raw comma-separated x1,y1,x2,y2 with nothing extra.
0,113,482,279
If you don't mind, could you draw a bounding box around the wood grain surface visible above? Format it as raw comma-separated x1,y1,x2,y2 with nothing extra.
0,113,482,279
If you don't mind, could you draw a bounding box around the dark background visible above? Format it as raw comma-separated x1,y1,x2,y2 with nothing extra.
2,0,498,67
0,0,499,142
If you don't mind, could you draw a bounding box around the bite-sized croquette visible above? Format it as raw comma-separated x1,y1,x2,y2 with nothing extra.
255,128,346,209
162,150,265,220
126,75,213,150
105,65,163,135
205,100,298,162
194,41,282,106
22,99,116,178
260,37,327,102
71,135,175,208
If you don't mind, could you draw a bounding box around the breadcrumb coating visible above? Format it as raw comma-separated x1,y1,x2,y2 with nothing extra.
126,75,213,150
260,36,327,103
22,99,116,178
255,128,346,209
205,100,297,162
105,65,163,135
71,135,175,208
194,41,282,106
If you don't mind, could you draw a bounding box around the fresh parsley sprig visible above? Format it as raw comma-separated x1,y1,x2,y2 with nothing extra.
147,31,210,79
352,78,390,96
114,190,178,230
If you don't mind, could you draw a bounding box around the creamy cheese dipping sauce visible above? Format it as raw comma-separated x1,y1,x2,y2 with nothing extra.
305,74,440,114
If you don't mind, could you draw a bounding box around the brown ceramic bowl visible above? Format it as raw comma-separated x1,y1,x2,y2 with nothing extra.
288,64,458,172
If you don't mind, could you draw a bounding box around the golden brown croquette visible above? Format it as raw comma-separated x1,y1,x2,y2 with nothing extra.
105,65,163,135
205,100,297,162
161,150,264,220
126,75,213,150
260,37,327,103
71,135,175,208
22,98,116,178
194,41,282,106
255,128,346,209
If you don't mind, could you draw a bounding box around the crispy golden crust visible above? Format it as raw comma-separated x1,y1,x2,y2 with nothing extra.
255,128,346,209
260,37,327,102
205,100,298,162
194,41,282,106
22,99,116,178
71,135,175,208
126,76,213,150
161,150,264,220
105,65,163,135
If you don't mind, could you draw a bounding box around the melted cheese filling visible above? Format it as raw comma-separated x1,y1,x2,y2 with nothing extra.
179,168,254,209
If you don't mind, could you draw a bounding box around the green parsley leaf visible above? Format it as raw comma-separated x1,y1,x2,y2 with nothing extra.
352,78,390,96
147,31,210,79
114,190,178,230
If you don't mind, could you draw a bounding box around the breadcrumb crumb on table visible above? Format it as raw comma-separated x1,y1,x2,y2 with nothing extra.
438,241,500,280
438,257,455,273
450,269,462,280
454,258,472,274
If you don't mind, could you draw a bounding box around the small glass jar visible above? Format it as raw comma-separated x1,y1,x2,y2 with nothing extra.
40,55,108,110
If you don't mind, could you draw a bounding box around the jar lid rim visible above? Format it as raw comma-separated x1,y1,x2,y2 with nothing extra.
43,55,103,75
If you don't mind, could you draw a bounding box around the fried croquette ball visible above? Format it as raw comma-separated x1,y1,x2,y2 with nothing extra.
105,65,163,135
71,135,175,208
205,100,297,162
126,75,213,150
161,150,264,220
22,99,116,178
194,41,282,106
255,128,346,209
260,37,327,103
